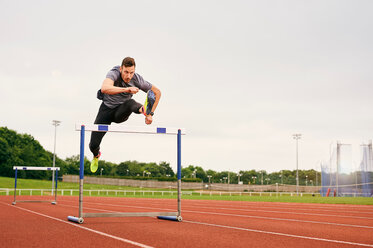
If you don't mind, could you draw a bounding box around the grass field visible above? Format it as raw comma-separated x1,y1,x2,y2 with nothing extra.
1,177,372,205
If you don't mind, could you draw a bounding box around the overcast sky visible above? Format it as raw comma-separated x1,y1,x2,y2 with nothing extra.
1,0,372,174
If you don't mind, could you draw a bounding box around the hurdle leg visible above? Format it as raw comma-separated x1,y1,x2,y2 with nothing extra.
52,169,58,205
12,168,18,205
177,129,182,220
158,129,182,222
68,125,85,224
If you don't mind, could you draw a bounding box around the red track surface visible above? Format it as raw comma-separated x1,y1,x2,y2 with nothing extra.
1,195,373,248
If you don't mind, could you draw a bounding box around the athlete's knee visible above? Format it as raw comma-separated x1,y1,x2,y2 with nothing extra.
127,99,142,113
114,116,129,123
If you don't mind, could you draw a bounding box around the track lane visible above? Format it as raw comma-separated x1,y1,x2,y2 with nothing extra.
53,197,373,246
0,201,151,248
1,196,373,248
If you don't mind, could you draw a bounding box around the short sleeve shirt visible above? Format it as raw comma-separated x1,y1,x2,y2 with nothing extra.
102,66,152,108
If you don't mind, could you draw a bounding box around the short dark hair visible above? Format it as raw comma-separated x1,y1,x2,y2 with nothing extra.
121,57,136,67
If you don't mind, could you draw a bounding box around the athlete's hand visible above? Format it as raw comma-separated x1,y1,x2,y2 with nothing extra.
145,115,153,125
127,87,139,94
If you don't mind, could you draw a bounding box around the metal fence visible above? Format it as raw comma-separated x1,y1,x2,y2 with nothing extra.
0,188,318,197
62,175,321,193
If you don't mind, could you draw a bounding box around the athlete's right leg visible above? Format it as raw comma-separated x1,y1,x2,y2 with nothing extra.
89,103,115,157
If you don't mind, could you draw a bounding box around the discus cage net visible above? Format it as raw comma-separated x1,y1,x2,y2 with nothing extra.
321,141,373,197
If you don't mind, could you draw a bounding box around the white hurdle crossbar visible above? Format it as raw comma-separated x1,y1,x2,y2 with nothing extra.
67,124,185,224
12,166,60,205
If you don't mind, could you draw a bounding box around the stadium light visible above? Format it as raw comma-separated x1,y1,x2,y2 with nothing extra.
237,173,242,184
252,176,257,184
259,171,264,185
223,177,227,184
207,175,212,184
293,133,302,196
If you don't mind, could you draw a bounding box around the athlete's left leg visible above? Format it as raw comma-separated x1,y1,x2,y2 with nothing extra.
89,103,115,157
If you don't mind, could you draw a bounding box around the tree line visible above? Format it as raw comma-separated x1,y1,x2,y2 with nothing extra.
0,127,321,185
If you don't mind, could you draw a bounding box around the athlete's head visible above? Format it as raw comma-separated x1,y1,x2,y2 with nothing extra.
120,57,136,83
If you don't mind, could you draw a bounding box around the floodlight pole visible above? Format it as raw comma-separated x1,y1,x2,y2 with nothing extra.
52,120,61,194
293,134,302,196
336,141,340,196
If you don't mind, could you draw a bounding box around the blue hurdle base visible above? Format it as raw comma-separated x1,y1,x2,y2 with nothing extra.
157,216,183,222
67,216,84,224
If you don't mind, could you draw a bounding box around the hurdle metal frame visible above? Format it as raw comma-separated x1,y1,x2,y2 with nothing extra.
12,166,60,205
67,124,185,224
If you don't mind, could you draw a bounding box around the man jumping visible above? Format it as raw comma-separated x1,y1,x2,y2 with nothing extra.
89,57,161,173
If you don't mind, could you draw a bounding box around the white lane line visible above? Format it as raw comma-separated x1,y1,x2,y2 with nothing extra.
184,202,373,215
183,199,373,210
174,199,373,213
183,209,373,229
260,201,373,209
1,202,153,248
140,201,373,220
177,205,373,220
183,220,373,247
58,200,373,229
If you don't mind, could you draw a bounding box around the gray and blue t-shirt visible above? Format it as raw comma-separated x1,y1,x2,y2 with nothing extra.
101,66,152,108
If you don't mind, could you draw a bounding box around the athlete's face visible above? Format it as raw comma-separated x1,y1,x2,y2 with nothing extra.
120,66,135,83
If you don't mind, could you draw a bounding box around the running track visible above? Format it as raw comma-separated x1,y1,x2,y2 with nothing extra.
1,196,373,247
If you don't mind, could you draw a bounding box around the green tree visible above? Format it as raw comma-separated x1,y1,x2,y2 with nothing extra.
0,127,55,179
159,161,175,177
64,155,80,175
117,161,131,176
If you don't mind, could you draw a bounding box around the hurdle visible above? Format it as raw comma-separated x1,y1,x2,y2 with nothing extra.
12,166,60,205
67,124,185,224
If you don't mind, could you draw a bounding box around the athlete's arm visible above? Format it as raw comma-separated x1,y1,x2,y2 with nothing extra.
149,85,161,114
101,78,139,95
144,85,161,125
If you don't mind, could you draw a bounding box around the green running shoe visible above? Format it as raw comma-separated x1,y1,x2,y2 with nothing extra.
90,151,101,173
143,90,155,115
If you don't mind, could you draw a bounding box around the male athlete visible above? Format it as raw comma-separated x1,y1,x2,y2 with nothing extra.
89,57,161,173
